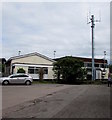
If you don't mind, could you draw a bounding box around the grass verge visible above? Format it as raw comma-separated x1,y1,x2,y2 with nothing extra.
33,79,108,85
33,80,56,84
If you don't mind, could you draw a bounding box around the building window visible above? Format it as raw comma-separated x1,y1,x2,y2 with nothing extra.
100,64,104,68
95,64,99,67
35,68,40,74
43,67,48,74
28,67,34,74
28,67,48,74
28,67,40,74
87,63,92,67
84,63,87,67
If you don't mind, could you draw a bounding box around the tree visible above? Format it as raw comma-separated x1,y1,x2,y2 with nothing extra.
0,64,5,76
39,68,44,81
17,68,26,73
109,64,112,73
53,56,87,84
0,64,5,73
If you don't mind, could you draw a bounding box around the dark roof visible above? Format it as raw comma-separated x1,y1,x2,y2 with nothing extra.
7,52,55,63
54,56,107,64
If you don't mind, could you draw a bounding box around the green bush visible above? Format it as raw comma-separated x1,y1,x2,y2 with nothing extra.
17,68,26,73
53,56,87,84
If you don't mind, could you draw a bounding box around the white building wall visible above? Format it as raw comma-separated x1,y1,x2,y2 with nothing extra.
96,70,102,80
104,68,109,79
12,64,54,80
48,67,54,79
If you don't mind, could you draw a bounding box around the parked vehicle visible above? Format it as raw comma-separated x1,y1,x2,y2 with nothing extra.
0,73,33,85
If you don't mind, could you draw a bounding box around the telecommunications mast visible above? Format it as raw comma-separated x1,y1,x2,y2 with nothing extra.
87,13,101,81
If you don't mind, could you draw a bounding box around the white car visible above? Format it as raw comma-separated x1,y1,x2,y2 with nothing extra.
0,73,33,85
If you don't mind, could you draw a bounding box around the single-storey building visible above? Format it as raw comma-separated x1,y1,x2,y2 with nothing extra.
5,52,55,80
5,52,109,80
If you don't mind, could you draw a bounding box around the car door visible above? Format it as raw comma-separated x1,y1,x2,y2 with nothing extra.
9,75,19,84
17,75,26,84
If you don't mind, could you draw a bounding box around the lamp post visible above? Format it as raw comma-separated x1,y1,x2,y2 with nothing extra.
104,51,106,71
18,51,21,56
54,51,56,59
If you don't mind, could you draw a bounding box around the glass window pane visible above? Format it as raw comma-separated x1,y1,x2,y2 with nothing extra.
28,67,34,74
18,75,28,77
43,67,48,74
35,69,39,74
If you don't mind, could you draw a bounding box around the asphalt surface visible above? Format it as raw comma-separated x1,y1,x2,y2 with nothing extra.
2,84,71,110
2,84,110,118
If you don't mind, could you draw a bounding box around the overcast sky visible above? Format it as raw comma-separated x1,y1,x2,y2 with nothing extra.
1,1,111,62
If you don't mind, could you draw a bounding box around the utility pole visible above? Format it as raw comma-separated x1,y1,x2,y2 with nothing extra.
91,15,95,81
88,14,100,81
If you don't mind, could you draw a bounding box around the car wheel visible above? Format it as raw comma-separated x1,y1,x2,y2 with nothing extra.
3,80,9,85
25,81,31,85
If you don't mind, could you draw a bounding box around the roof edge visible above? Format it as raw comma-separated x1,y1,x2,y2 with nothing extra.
7,52,55,62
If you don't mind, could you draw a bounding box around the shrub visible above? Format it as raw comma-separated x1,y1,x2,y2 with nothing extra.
17,68,26,73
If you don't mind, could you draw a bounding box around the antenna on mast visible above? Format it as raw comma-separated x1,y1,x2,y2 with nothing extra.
95,10,101,22
87,11,92,24
99,10,101,22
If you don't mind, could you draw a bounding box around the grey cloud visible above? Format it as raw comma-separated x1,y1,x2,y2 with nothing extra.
2,2,110,62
